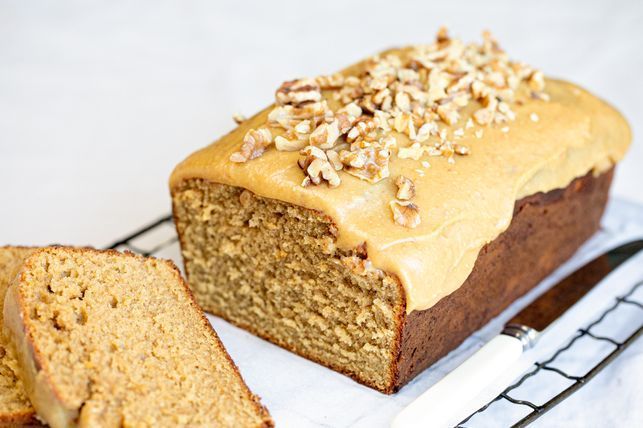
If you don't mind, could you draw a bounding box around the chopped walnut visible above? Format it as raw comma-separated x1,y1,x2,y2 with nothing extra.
390,200,421,228
339,140,391,183
528,71,545,92
326,149,343,171
454,144,470,155
275,135,307,152
316,73,344,89
335,102,362,133
398,142,428,160
276,78,322,106
299,146,341,188
230,128,272,162
347,117,379,142
268,101,331,129
232,113,246,124
309,120,341,149
436,102,460,126
341,255,378,277
395,92,412,112
415,122,438,142
395,175,416,200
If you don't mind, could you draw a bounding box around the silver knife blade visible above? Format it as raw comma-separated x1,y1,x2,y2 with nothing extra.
505,239,643,341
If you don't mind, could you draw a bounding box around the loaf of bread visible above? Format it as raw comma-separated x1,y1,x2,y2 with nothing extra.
3,247,272,427
170,29,631,393
0,246,38,425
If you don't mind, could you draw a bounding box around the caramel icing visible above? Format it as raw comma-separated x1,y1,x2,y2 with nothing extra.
170,64,630,313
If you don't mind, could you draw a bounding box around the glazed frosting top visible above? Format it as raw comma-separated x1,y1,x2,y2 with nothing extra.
170,45,630,313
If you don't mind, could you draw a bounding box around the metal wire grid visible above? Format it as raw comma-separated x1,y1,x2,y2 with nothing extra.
457,279,643,428
107,215,643,428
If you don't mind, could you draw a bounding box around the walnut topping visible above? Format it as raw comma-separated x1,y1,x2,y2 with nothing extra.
339,139,392,183
398,142,428,160
275,135,307,152
316,73,344,89
230,128,272,162
326,149,343,171
276,78,322,106
299,146,341,188
232,113,246,124
341,255,379,277
454,144,470,156
395,175,416,200
390,200,421,228
309,120,341,149
231,27,548,225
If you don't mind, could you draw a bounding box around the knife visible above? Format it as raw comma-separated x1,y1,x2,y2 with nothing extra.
392,239,643,428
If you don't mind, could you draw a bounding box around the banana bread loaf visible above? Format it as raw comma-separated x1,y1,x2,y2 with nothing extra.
170,29,631,393
3,247,273,427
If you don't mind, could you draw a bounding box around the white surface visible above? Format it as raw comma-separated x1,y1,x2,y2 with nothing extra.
392,335,524,428
1,1,643,426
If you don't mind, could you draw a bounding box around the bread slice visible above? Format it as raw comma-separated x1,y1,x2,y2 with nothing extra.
0,246,39,426
3,247,272,428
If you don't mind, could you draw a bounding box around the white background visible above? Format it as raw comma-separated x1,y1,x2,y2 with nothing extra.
1,0,641,247
1,1,642,427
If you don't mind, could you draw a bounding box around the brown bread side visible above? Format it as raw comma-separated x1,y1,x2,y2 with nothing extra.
392,169,612,390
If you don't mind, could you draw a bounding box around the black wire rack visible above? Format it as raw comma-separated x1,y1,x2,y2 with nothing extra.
107,214,643,428
457,279,643,427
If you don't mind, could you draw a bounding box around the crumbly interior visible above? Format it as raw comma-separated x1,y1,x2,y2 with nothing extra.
15,248,270,427
0,247,35,421
173,179,405,392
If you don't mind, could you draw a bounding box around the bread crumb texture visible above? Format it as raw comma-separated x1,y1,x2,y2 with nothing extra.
173,180,406,391
0,247,37,424
13,247,272,427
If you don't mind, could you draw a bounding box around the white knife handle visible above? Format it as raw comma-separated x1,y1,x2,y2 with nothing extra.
392,334,524,428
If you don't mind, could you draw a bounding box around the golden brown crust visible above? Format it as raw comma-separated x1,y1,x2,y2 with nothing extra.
0,246,40,425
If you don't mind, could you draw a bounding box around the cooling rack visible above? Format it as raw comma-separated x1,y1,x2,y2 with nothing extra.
457,279,642,427
107,214,643,428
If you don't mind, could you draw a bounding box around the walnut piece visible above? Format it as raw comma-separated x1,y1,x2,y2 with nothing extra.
339,140,392,183
390,200,421,228
299,146,341,188
230,128,272,162
275,135,307,152
394,175,416,200
276,78,322,106
232,113,246,125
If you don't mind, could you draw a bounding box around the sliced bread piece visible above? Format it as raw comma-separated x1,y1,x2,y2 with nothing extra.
0,246,38,425
3,247,272,428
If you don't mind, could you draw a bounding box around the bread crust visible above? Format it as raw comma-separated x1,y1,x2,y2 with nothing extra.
0,246,41,426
